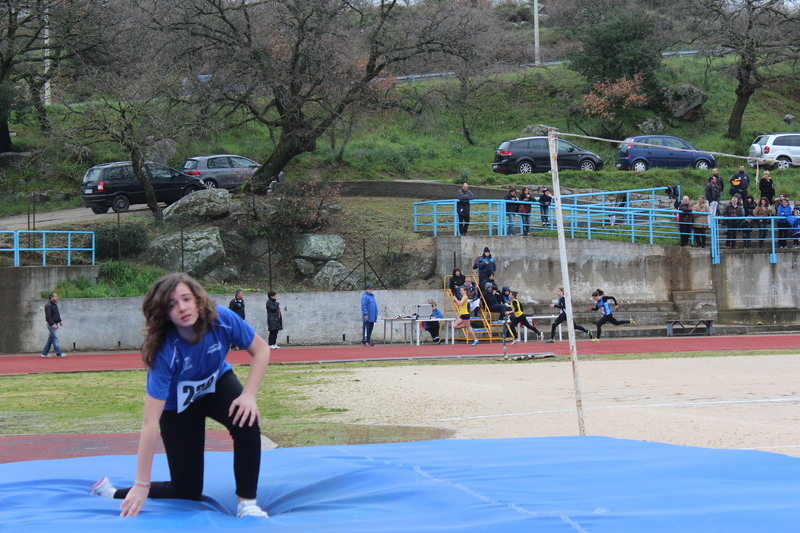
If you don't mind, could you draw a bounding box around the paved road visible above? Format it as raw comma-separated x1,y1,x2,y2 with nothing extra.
0,205,151,231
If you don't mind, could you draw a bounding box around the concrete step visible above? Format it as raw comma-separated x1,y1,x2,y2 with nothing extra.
581,322,800,339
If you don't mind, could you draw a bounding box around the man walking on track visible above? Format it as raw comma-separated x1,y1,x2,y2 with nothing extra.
41,292,65,358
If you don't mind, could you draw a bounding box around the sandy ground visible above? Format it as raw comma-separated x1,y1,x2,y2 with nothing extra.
299,354,800,457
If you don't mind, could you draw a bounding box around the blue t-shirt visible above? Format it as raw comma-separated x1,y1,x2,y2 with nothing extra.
146,305,255,412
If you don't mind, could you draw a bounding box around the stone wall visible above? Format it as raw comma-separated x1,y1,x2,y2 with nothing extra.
2,238,799,353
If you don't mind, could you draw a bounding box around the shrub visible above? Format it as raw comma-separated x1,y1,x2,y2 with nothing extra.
94,224,150,260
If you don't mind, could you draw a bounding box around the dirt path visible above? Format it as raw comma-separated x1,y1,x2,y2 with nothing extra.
298,354,800,456
0,205,150,231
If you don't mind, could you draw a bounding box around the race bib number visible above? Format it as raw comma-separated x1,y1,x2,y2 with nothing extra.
177,371,219,413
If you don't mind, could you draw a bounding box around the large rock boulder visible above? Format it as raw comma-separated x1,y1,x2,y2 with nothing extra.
146,138,178,164
521,124,559,136
139,226,225,274
313,261,363,291
164,189,231,221
665,83,707,120
295,234,345,261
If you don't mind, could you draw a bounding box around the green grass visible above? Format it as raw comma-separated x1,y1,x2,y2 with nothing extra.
2,350,798,446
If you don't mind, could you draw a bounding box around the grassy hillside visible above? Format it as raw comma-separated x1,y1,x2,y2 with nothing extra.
4,57,800,216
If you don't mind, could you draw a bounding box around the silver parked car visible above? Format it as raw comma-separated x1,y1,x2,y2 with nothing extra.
181,154,259,190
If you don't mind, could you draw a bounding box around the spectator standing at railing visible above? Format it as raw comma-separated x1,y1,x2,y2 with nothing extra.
753,197,773,248
674,195,693,247
518,187,534,235
742,195,756,248
539,188,552,226
729,165,750,200
456,182,474,236
776,197,793,248
473,247,496,289
723,196,745,249
504,186,519,235
786,208,800,248
692,196,710,248
705,172,723,216
759,171,775,204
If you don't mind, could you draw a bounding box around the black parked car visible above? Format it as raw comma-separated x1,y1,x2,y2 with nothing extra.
81,161,205,214
492,136,604,175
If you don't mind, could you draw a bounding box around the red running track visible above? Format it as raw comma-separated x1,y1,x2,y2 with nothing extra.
1,334,798,376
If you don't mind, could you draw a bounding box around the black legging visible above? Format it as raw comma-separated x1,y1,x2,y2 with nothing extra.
509,314,540,339
113,370,262,501
594,314,630,339
550,313,590,340
268,329,280,346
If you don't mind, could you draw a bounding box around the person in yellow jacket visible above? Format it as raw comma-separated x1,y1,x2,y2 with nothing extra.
508,291,542,344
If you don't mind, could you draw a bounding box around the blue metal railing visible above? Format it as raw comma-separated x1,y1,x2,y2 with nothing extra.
414,187,676,238
2,231,95,267
414,188,789,265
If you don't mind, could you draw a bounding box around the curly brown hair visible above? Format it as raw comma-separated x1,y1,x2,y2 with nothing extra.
140,273,218,368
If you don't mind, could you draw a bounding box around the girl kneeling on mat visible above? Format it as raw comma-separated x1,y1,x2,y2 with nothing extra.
89,273,271,519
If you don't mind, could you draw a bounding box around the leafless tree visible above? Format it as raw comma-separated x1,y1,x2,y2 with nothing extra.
57,2,196,222
0,0,108,151
152,0,502,190
685,0,800,139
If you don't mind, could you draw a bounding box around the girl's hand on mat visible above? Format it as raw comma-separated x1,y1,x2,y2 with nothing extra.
119,485,149,517
230,392,260,427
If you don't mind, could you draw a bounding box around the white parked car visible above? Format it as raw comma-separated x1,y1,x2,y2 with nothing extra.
748,133,800,169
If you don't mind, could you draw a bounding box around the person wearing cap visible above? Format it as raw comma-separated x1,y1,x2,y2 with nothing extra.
539,188,553,226
473,247,496,290
361,284,378,346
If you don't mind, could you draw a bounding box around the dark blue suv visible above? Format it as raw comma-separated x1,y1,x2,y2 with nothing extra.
615,135,715,171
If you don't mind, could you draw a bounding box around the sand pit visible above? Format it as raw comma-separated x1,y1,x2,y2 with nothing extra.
299,354,800,456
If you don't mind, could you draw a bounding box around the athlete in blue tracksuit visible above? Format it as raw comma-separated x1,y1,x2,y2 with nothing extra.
588,289,636,340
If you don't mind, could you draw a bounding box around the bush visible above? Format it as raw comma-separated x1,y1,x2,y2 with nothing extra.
94,224,150,260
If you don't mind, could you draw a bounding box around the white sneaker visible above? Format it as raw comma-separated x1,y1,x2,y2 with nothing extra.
510,339,517,345
273,345,280,349
269,345,276,350
237,500,269,518
89,477,117,499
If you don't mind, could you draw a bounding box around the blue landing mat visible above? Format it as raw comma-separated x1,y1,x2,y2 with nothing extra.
2,436,799,532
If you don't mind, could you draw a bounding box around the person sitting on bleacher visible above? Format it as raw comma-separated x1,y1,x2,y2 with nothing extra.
449,268,466,295
482,282,513,319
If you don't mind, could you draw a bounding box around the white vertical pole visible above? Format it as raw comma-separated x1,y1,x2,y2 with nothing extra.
548,130,586,436
533,0,541,66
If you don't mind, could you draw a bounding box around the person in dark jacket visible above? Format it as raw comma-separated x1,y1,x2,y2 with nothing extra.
504,186,519,235
539,188,553,226
674,195,693,247
473,247,496,289
546,287,593,343
41,292,65,358
518,186,534,235
730,165,750,199
759,171,775,204
449,268,466,295
266,291,283,349
456,182,474,236
705,172,722,216
228,290,246,320
723,196,745,249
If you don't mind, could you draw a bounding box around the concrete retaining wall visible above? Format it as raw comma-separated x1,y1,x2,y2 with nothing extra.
3,237,799,353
